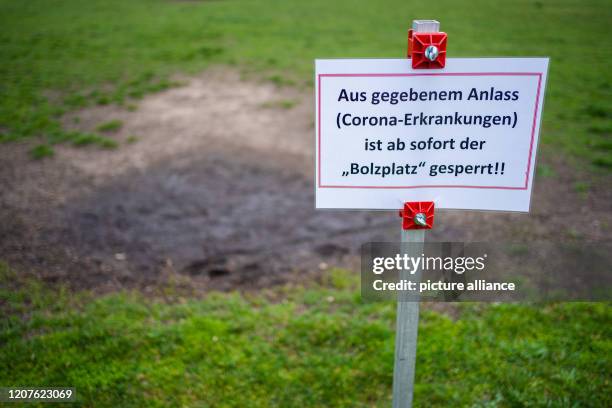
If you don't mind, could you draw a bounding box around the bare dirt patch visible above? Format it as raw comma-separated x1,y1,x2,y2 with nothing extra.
1,68,610,294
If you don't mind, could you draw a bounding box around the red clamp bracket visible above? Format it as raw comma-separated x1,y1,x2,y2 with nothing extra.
399,201,435,230
407,20,447,69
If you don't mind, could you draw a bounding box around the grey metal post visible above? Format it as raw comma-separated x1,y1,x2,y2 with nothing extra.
392,20,439,408
392,229,424,408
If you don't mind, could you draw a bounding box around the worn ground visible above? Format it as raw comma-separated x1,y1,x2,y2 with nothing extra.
1,69,610,294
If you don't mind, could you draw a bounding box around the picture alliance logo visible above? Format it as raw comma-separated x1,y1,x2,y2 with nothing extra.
371,253,488,275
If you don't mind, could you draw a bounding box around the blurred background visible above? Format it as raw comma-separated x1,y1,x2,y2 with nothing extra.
1,1,610,406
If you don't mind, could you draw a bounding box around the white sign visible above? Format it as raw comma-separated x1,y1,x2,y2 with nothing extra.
315,58,549,212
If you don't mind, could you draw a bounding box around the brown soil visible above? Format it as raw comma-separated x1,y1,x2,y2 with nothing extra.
1,68,610,294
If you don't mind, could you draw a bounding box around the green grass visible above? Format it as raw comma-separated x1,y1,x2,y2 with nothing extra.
71,133,118,148
261,99,299,109
96,120,123,133
29,144,54,159
0,0,610,167
1,264,610,407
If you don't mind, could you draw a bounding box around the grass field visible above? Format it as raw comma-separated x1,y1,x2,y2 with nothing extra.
1,2,611,406
0,0,610,165
1,264,610,407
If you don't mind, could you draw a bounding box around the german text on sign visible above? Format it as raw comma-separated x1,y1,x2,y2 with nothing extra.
315,58,549,212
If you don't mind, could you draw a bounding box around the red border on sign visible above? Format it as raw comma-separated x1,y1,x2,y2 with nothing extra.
317,72,543,190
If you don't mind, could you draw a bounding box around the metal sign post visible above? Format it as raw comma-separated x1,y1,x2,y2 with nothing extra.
393,201,435,408
392,19,443,408
392,228,424,407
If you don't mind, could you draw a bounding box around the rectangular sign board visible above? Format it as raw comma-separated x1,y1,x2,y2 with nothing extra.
315,58,549,212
